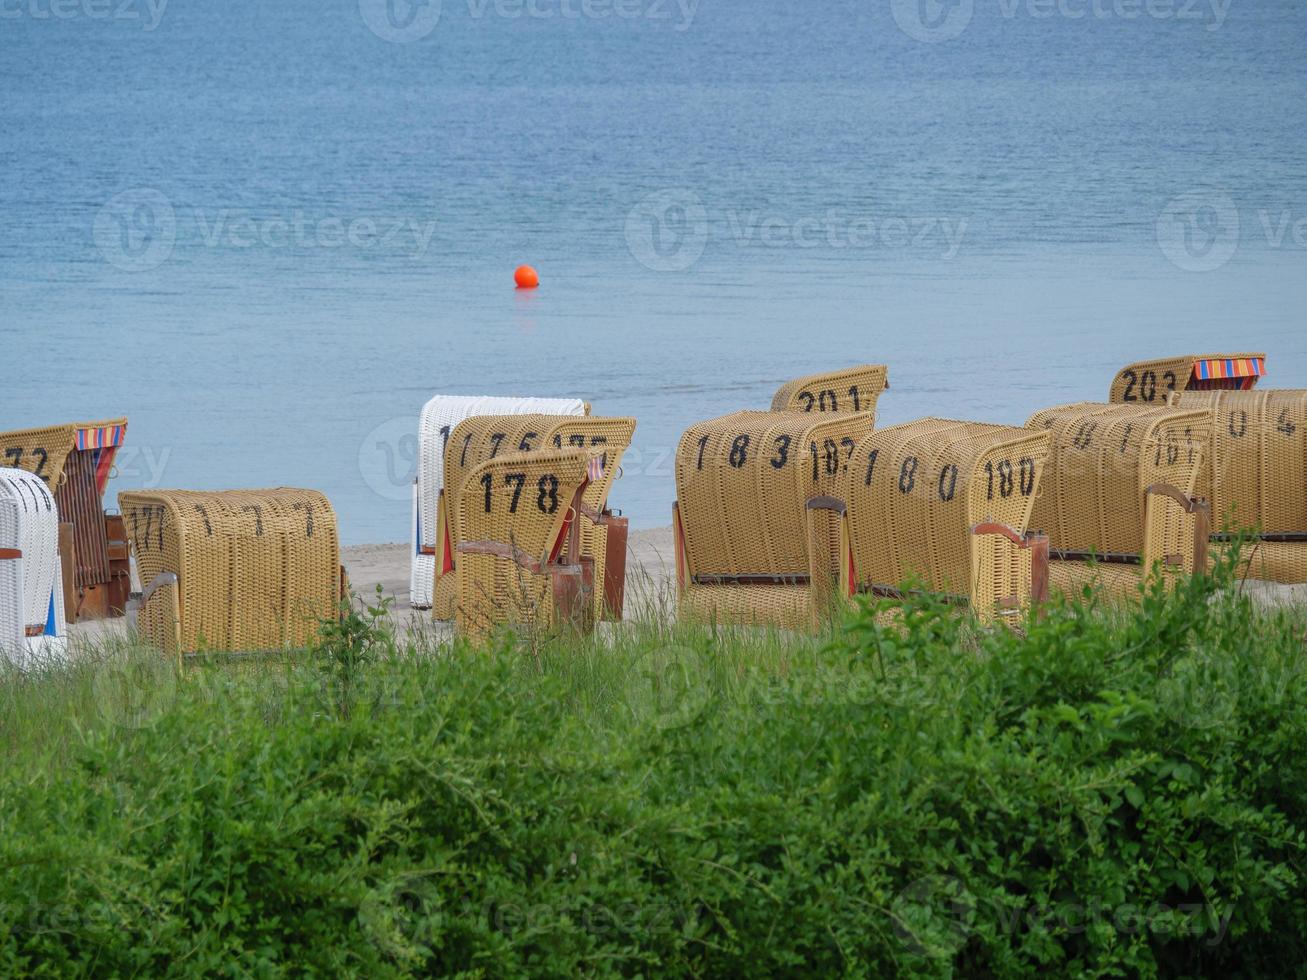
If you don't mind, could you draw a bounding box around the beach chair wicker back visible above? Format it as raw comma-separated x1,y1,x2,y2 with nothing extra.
119,488,341,656
0,470,66,663
413,395,587,610
1171,389,1307,583
771,364,889,415
1027,403,1211,570
676,411,875,581
842,419,1050,605
443,414,637,618
0,419,128,614
1109,354,1265,403
455,448,599,641
1171,390,1307,531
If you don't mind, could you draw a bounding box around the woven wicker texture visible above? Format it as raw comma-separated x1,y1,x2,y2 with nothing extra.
440,414,636,621
674,410,874,628
119,488,341,655
1108,354,1265,403
0,553,21,665
1171,389,1307,584
1027,403,1211,596
842,419,1050,611
770,365,889,415
454,448,597,641
1171,390,1307,532
413,395,586,608
0,469,66,663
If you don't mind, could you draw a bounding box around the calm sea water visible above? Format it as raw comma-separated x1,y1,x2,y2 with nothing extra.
2,0,1305,543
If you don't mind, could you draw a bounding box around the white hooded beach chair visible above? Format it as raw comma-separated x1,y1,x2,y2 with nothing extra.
0,469,68,666
411,394,588,612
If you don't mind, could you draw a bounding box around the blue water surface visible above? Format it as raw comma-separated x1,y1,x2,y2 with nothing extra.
2,0,1304,542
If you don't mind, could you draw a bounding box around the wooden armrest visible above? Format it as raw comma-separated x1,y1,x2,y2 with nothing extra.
970,524,1050,607
0,548,21,561
806,496,847,515
141,571,179,603
1145,484,1211,572
457,540,544,575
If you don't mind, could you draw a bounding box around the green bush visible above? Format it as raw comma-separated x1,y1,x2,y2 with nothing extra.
0,557,1304,977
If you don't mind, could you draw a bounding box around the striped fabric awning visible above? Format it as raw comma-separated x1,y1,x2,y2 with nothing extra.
1193,356,1265,383
75,424,126,451
586,456,606,482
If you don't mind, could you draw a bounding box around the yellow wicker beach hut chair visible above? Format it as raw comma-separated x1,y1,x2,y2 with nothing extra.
454,448,603,643
413,395,588,612
118,488,343,658
0,419,129,620
439,414,637,621
821,419,1051,623
673,410,875,629
1108,353,1265,404
1026,403,1212,598
771,364,889,415
1171,389,1307,583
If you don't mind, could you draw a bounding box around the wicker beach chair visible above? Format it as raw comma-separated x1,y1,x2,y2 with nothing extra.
118,488,343,658
0,469,68,665
673,410,876,629
413,395,587,612
1170,389,1307,583
441,413,636,622
771,364,889,415
0,419,129,620
1108,353,1265,404
816,419,1052,623
1026,403,1213,598
454,448,604,643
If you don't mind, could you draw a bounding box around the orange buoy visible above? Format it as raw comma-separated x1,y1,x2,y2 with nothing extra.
514,264,539,289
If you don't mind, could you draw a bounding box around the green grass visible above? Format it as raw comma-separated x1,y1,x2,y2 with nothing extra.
1,555,1305,977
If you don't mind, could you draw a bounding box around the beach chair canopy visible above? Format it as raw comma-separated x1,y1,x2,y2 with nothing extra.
771,364,889,415
1109,354,1265,404
454,448,601,641
840,418,1050,608
0,469,67,665
412,395,586,609
674,410,875,628
0,419,127,603
1173,389,1307,584
442,413,636,621
1026,403,1212,595
119,488,341,657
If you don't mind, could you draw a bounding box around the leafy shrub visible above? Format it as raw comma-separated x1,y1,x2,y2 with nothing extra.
0,555,1303,977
